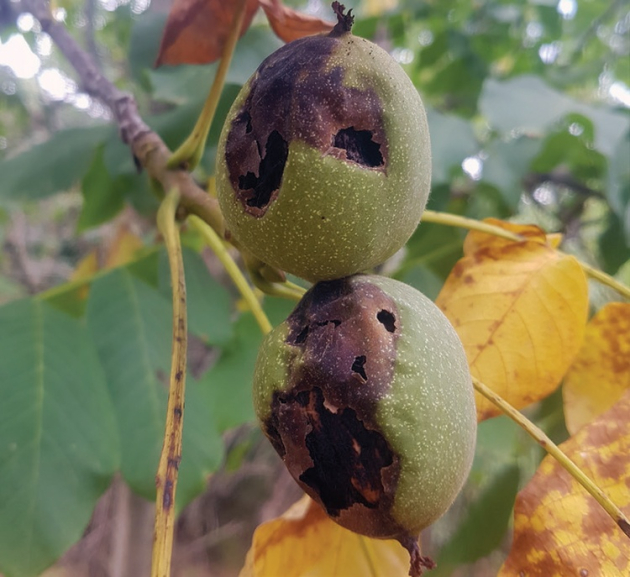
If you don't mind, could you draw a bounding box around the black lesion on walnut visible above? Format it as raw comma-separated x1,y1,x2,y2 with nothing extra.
377,309,397,333
237,130,288,210
351,355,368,381
333,127,384,167
289,387,394,516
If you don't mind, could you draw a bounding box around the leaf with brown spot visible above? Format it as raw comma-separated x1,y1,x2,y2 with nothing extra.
259,0,334,43
436,224,588,421
155,0,260,67
239,495,411,577
563,302,630,435
499,390,630,577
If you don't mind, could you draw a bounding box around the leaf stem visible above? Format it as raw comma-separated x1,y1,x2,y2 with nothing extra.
167,0,249,170
472,376,630,538
421,210,630,300
189,216,272,335
151,189,188,577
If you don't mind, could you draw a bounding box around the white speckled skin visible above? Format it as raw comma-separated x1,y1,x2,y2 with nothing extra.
367,276,476,535
216,33,431,282
253,275,476,539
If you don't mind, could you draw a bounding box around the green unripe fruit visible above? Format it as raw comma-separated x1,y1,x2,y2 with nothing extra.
216,4,431,282
253,274,476,576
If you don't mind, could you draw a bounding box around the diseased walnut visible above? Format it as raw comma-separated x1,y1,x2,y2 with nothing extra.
216,3,431,282
253,274,477,576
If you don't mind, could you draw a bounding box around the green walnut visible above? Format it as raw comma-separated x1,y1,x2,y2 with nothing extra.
253,274,476,576
216,3,431,282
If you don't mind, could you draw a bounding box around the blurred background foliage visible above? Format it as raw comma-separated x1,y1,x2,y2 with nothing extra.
0,0,628,576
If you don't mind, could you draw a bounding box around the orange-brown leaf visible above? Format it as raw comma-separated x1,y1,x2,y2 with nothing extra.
259,0,334,43
240,496,411,577
436,231,588,421
155,0,260,67
499,390,630,577
563,302,630,435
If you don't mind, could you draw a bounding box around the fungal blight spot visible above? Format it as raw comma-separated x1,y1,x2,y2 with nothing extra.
296,387,394,516
238,130,288,215
333,127,384,168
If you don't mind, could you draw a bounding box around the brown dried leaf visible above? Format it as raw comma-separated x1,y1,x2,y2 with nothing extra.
436,221,588,421
563,302,630,435
259,0,334,43
240,495,411,577
155,0,260,67
499,390,630,577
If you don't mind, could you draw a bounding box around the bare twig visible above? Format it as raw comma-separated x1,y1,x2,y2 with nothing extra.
20,0,225,234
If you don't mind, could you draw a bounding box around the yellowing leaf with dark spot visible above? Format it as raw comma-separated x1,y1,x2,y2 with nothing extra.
239,495,410,577
436,237,588,421
499,390,630,577
563,302,630,435
155,0,260,67
463,218,562,254
259,0,334,43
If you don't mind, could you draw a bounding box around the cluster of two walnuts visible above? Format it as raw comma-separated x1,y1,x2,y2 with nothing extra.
215,5,476,576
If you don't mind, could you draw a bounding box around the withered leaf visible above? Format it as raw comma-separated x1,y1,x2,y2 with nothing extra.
563,302,630,435
259,0,334,43
499,390,630,577
155,0,260,67
436,219,588,421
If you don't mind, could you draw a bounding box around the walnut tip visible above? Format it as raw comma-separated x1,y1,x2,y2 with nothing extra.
330,2,354,37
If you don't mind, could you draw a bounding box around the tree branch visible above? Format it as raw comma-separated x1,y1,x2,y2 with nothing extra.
20,0,225,234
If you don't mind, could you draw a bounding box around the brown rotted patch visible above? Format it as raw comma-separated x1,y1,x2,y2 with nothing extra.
262,276,405,538
224,30,387,217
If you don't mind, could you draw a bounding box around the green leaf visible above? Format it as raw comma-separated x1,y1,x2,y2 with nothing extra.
158,247,233,345
433,465,520,575
0,299,119,577
482,136,542,208
426,107,478,184
77,146,126,231
0,126,112,201
202,298,293,432
607,131,630,226
480,75,630,157
201,312,265,432
401,219,464,281
599,211,630,274
86,269,222,506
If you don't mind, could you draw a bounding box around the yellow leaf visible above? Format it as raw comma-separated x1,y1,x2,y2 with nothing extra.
499,390,630,577
563,302,630,435
69,250,99,300
463,218,551,254
436,231,588,421
240,496,411,577
104,226,143,269
70,250,99,282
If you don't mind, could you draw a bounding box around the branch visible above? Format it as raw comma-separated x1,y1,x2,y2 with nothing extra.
20,0,225,234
